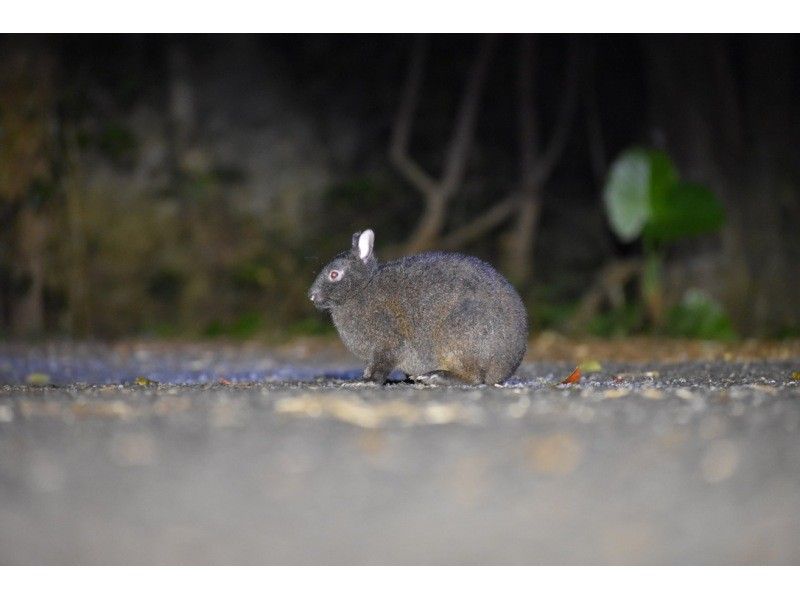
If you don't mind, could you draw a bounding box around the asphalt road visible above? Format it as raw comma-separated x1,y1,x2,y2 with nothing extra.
1,343,799,564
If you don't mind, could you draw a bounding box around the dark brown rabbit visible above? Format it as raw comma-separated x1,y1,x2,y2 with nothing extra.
309,229,528,385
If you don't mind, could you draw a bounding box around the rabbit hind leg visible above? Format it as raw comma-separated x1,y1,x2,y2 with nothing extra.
432,348,486,385
483,364,512,386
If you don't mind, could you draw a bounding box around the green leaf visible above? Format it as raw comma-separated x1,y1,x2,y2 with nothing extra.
26,372,51,386
603,148,678,242
578,359,603,373
603,149,650,242
647,150,679,209
645,182,725,243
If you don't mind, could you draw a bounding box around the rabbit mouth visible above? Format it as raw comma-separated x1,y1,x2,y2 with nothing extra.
309,293,334,311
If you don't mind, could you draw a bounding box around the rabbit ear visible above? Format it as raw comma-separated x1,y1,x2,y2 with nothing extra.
351,231,362,250
357,229,375,261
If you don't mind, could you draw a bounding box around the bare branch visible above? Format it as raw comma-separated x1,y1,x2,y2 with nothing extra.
529,39,582,188
440,194,520,249
567,258,643,333
397,34,497,253
440,34,497,198
389,35,438,198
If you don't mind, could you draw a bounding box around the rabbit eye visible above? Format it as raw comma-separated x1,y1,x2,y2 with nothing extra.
329,270,342,281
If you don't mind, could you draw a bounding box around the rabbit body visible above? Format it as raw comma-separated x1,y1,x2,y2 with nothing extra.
309,230,528,385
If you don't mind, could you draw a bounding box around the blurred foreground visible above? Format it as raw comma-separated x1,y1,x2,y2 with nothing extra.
1,338,799,564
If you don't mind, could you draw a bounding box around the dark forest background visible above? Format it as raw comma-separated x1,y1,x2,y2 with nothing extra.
1,34,798,340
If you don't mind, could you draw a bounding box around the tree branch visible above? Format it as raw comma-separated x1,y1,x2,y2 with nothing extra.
439,34,497,198
440,194,520,249
389,35,438,198
567,258,644,333
394,34,497,253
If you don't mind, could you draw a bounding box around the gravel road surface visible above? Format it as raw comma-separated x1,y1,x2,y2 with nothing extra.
1,343,799,564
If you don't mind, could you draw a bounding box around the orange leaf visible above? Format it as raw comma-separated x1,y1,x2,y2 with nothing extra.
560,367,582,385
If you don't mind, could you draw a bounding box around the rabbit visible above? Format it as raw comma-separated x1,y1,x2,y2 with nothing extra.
308,229,528,385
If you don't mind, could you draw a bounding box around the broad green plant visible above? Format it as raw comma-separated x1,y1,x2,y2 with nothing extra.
603,148,726,333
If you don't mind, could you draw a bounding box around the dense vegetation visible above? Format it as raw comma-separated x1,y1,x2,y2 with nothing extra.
1,34,798,340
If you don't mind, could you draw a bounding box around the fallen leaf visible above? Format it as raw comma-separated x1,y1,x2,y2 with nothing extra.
560,367,582,385
135,376,157,387
578,359,603,373
26,372,51,386
791,371,800,381
218,377,232,386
